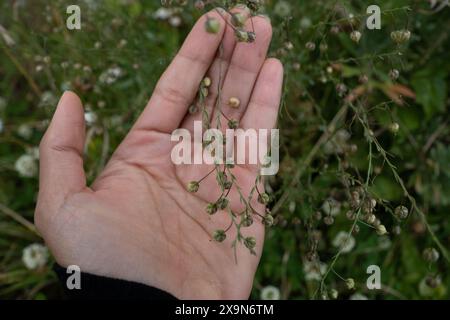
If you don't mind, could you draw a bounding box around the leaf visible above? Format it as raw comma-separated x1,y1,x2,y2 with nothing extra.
381,84,416,106
411,69,447,119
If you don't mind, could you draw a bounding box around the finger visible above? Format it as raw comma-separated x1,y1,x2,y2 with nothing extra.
211,16,273,130
180,6,251,133
240,58,284,130
132,9,227,134
36,91,87,222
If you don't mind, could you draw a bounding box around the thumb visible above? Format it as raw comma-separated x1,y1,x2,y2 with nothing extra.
36,91,87,226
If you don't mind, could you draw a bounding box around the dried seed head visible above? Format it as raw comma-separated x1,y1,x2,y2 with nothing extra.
247,31,256,43
305,41,316,51
217,198,229,210
231,13,246,28
330,26,340,34
223,180,233,190
285,41,294,50
319,42,328,52
323,215,334,225
346,210,356,220
425,275,441,288
244,236,257,250
213,229,226,242
202,77,212,87
350,190,361,207
189,104,198,114
247,0,261,11
258,193,270,205
376,224,388,235
200,86,209,98
187,181,199,193
206,203,218,215
389,122,400,134
194,0,205,10
241,214,254,227
423,247,439,263
394,205,409,219
346,278,355,290
205,17,221,34
350,30,362,43
235,29,249,42
228,119,239,129
371,198,377,209
366,214,376,224
359,74,369,84
391,30,411,44
373,218,381,227
263,214,274,227
329,289,339,300
336,83,347,97
389,69,400,80
228,97,241,108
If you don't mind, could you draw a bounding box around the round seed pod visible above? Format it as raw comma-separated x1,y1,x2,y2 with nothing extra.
213,230,226,242
205,17,221,34
228,97,241,108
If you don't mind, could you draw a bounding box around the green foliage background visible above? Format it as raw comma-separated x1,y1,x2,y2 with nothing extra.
0,0,449,299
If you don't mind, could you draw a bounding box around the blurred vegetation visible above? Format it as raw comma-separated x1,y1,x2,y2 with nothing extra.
0,0,449,299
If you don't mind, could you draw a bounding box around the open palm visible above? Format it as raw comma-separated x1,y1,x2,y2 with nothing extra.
35,9,283,299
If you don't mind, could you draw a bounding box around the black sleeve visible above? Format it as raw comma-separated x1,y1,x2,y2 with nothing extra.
54,264,177,300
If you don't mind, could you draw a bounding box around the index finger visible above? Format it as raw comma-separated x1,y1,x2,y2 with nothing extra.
132,9,227,134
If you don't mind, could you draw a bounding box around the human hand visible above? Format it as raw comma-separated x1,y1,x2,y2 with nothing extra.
35,8,283,299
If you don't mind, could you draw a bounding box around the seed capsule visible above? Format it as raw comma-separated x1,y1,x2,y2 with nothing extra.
217,198,229,210
389,122,400,133
305,41,316,51
394,205,408,219
366,214,376,224
389,69,400,80
423,247,439,263
241,214,254,227
187,181,199,193
263,214,274,227
247,0,261,11
206,203,218,215
200,87,209,98
228,97,241,108
228,119,239,129
213,230,226,242
244,236,257,250
376,224,388,235
205,17,220,34
231,13,246,28
189,104,198,114
203,77,212,87
323,216,334,225
350,30,362,43
391,30,411,44
247,31,256,43
194,0,205,10
258,193,270,205
235,29,249,42
346,278,355,290
329,289,339,300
